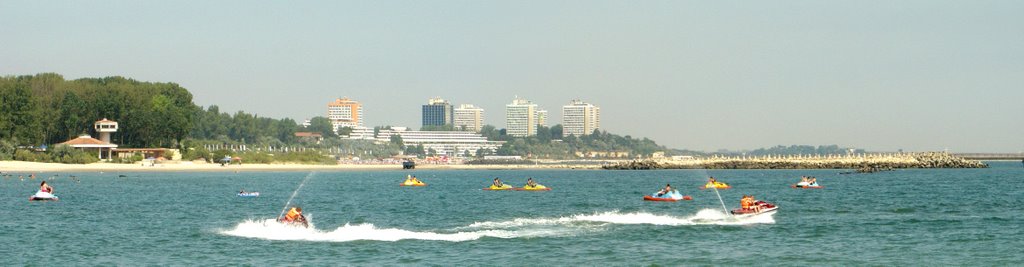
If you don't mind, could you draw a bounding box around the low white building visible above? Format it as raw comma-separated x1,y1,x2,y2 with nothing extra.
343,126,377,140
376,128,504,157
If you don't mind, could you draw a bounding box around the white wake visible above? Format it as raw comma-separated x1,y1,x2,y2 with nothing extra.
220,209,774,242
464,209,775,229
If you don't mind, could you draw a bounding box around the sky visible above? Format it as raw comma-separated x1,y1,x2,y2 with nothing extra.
2,1,1022,153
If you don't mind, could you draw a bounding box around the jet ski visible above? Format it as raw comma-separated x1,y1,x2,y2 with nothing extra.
643,190,691,201
731,201,778,217
277,216,309,228
29,191,59,201
484,184,513,191
238,192,260,197
514,184,550,191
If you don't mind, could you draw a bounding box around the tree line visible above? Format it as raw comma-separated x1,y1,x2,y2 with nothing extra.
1,73,193,147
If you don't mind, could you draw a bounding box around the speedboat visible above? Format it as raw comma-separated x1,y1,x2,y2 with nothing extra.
700,182,731,189
484,184,513,191
731,201,778,217
643,190,691,201
514,184,551,191
791,183,823,189
238,192,260,197
29,191,59,201
400,180,427,186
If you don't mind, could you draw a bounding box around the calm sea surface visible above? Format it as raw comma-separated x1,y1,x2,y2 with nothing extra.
2,162,1022,265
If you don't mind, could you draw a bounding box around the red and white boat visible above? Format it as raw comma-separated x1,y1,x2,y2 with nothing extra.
730,201,778,217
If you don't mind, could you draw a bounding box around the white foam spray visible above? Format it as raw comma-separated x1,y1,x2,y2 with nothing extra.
221,210,774,242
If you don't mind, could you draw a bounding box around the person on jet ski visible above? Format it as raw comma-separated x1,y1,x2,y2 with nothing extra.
526,177,537,188
493,177,504,187
797,176,810,187
283,206,306,224
656,184,673,196
743,195,762,212
741,195,759,211
40,181,53,193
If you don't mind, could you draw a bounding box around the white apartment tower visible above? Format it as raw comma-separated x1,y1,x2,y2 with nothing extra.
505,97,543,137
562,99,600,136
454,104,485,132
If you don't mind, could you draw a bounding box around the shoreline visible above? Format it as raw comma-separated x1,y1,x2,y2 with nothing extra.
0,160,602,173
2,156,1008,173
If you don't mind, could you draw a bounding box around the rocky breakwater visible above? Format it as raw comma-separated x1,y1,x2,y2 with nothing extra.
602,152,988,170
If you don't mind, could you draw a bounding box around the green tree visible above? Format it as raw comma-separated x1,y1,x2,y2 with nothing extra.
336,126,353,137
549,124,563,140
390,134,404,147
306,116,336,138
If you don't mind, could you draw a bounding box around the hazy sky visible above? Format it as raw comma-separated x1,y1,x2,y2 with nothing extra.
2,1,1022,153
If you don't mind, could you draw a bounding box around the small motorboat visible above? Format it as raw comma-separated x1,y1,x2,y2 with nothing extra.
791,183,823,189
29,191,59,201
643,190,691,202
700,182,731,189
731,201,779,217
483,184,513,191
238,192,260,197
400,180,427,186
513,184,551,191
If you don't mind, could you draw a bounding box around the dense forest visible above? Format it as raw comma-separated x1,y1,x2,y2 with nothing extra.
0,73,193,147
0,74,306,149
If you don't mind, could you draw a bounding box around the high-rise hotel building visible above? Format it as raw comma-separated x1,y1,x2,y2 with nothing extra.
422,97,454,127
454,104,484,132
562,99,600,136
505,97,546,137
327,97,363,134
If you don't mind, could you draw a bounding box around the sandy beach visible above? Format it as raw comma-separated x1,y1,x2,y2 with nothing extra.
0,160,600,172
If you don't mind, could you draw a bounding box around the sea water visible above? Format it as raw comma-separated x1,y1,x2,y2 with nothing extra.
1,162,1021,265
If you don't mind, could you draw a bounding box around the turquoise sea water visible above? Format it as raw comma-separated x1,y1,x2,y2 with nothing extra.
2,162,1022,265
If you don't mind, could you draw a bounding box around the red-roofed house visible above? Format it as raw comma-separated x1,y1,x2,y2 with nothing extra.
295,132,324,144
59,134,118,159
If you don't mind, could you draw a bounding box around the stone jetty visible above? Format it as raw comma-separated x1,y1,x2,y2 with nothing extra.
601,152,988,170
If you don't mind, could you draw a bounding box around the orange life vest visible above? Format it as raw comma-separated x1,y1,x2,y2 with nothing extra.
284,208,301,221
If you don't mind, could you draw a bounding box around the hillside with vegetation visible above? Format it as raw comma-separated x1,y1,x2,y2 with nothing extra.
1,73,671,162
